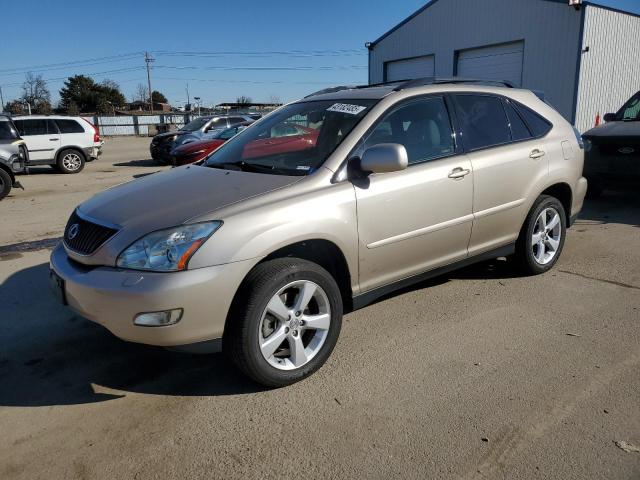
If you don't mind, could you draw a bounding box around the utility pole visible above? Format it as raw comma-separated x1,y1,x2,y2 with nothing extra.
144,51,155,114
0,86,4,112
185,83,190,111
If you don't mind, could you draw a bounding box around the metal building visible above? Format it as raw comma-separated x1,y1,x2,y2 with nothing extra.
367,0,640,132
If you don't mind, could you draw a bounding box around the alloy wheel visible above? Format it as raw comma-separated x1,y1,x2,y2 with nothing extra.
258,280,331,370
531,207,562,265
62,153,82,171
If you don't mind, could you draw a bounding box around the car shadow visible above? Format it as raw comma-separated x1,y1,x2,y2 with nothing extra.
0,261,266,407
113,159,160,167
577,188,640,228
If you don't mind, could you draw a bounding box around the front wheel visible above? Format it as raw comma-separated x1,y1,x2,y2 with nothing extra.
515,195,567,275
56,149,85,174
225,258,343,387
0,169,12,200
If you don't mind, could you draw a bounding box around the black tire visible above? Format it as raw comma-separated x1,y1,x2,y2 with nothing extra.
515,195,567,275
56,149,85,174
224,258,343,387
0,168,12,200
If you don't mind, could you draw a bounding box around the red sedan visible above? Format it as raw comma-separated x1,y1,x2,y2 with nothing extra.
242,123,319,160
171,123,251,166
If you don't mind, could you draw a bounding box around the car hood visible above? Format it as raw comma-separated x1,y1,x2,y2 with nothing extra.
583,121,640,141
152,131,188,143
173,138,223,155
77,165,301,230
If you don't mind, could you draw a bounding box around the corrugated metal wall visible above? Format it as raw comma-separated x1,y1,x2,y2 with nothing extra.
369,0,583,123
575,6,640,132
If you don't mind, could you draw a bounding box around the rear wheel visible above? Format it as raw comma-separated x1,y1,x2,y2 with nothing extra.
0,169,12,200
56,149,85,174
515,195,566,275
225,258,343,387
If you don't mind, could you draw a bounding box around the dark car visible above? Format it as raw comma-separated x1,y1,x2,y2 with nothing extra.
582,90,640,197
0,114,27,200
170,122,252,166
150,114,255,164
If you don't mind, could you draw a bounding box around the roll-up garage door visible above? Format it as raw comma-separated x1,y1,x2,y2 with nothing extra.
385,55,435,82
456,41,524,87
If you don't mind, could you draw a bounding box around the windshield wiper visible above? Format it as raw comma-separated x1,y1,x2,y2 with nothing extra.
206,160,275,173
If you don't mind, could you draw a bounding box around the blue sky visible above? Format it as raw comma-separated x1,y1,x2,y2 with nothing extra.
1,0,638,107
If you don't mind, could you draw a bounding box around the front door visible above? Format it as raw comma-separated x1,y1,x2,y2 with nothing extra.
353,96,474,292
14,119,60,162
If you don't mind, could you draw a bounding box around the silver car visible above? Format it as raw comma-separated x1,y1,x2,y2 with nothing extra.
0,114,27,200
50,79,587,386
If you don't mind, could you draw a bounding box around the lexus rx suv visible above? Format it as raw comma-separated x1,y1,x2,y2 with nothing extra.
50,79,587,387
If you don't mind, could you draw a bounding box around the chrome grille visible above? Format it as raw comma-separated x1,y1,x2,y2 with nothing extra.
63,210,118,255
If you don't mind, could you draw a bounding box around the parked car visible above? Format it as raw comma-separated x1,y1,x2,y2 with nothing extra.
150,114,255,164
170,122,252,166
50,79,587,387
12,115,102,174
0,114,27,200
582,90,640,197
242,123,319,160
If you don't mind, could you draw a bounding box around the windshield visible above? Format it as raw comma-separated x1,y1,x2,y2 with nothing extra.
0,118,19,141
180,117,210,132
203,99,375,175
617,92,640,121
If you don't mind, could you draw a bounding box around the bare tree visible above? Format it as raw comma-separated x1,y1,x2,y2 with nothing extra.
236,95,252,107
135,83,148,103
21,72,51,114
268,94,282,105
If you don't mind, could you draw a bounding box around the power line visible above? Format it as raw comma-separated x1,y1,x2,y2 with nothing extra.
0,52,143,76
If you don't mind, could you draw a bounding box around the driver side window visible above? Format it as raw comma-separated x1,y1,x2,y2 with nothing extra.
361,96,455,165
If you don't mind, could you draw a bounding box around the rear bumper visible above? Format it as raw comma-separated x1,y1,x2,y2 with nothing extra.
49,245,255,347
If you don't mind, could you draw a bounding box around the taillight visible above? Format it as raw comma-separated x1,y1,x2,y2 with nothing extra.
81,117,100,143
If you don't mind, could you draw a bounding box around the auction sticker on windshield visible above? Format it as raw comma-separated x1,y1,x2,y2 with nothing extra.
327,103,367,115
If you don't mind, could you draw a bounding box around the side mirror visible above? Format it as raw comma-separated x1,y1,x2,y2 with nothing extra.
603,113,616,123
360,143,408,174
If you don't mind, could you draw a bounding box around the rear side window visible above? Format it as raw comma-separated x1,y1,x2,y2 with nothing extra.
453,95,511,151
56,119,85,134
229,117,246,124
503,100,532,141
513,102,552,137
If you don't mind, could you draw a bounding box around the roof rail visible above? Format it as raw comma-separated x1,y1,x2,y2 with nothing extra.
304,85,356,98
393,77,515,91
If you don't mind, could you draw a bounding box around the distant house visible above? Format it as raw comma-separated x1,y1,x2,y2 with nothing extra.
126,101,172,112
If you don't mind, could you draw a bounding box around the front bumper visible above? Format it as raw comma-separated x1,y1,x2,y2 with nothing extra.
49,245,255,347
150,143,174,163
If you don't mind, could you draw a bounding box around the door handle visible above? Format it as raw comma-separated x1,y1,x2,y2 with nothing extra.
49,138,59,141
529,149,545,159
448,167,471,179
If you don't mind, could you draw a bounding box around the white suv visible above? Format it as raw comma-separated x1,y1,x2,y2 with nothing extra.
12,115,102,173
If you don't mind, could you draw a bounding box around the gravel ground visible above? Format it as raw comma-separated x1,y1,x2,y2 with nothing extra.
0,137,638,479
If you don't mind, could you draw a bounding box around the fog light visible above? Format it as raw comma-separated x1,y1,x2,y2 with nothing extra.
134,309,183,327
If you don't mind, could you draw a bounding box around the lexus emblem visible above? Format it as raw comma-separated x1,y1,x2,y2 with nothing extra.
618,147,635,155
67,223,80,240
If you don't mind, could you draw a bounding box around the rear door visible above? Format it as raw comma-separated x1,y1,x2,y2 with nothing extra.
55,118,90,151
13,119,60,162
452,94,550,256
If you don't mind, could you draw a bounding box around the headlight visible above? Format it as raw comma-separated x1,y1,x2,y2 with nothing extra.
116,221,221,271
583,138,592,152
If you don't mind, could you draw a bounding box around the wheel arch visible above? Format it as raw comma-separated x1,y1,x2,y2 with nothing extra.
539,182,572,224
55,145,87,162
241,239,354,313
0,163,16,183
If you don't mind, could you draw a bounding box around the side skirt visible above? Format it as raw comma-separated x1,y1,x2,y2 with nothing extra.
352,244,515,310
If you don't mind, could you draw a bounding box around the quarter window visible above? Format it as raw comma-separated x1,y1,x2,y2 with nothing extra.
363,96,455,165
503,100,532,141
513,102,552,137
453,94,511,151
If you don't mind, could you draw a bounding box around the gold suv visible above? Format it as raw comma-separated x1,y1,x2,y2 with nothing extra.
50,79,588,386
